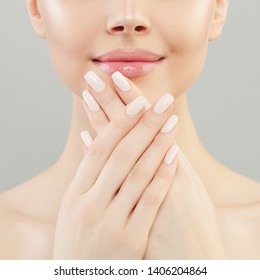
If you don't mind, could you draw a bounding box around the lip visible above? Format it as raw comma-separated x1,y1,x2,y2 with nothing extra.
92,49,165,78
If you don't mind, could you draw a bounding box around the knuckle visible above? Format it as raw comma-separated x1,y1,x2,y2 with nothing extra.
111,113,132,131
98,93,114,107
141,191,160,208
77,195,99,225
97,221,121,240
90,114,106,127
110,145,130,164
77,205,89,222
79,193,96,213
120,236,137,253
128,167,149,183
97,222,112,235
87,141,106,159
140,115,156,131
156,166,174,181
77,204,90,221
153,133,172,148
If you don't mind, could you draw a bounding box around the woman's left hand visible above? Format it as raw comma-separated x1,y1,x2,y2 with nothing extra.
144,148,226,259
83,71,226,259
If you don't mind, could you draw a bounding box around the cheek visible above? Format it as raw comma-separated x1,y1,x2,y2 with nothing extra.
41,2,103,94
162,0,214,52
156,1,215,96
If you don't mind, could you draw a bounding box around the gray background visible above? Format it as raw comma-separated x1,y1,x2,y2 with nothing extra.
0,1,259,192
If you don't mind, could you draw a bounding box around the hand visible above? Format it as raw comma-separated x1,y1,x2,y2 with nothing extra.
52,71,179,259
84,71,226,260
144,149,226,259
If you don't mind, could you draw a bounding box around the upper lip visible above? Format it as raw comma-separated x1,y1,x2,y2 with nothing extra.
93,49,164,62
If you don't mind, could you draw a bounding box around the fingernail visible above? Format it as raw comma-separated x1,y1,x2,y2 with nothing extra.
127,96,147,116
153,93,174,114
84,71,106,92
83,90,100,112
112,71,131,92
161,115,178,133
80,130,93,148
164,145,178,165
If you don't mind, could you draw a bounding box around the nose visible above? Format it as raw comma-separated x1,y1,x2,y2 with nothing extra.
106,1,150,35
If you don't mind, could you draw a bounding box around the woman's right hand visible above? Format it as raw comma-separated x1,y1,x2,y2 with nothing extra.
52,73,178,259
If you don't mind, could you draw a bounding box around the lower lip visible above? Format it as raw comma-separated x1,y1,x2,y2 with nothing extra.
92,60,164,78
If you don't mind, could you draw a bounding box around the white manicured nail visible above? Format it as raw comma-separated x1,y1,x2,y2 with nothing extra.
80,130,93,148
84,71,106,92
127,96,147,116
161,115,178,133
83,90,100,112
154,93,174,114
112,71,131,92
164,145,178,165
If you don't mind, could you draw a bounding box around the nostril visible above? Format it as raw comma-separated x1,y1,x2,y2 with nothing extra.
112,26,125,32
107,21,150,35
135,26,146,32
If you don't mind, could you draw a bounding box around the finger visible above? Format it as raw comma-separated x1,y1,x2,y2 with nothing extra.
67,95,147,197
84,71,125,121
82,90,110,134
84,71,152,136
81,130,93,150
91,93,174,207
108,115,178,223
127,146,178,237
112,71,152,109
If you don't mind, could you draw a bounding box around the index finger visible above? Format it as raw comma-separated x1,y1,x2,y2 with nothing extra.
84,71,151,135
112,71,152,109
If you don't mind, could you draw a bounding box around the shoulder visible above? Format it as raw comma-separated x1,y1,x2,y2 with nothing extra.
214,165,260,207
234,175,260,205
214,174,260,258
0,193,19,259
0,187,54,260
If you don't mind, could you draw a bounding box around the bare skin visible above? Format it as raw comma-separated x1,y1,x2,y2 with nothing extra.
1,0,260,259
1,91,260,259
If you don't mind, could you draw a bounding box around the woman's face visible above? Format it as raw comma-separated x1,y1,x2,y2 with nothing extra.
32,0,226,102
